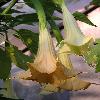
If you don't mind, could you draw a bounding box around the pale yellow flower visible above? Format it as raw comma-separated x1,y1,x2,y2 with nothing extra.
29,28,57,74
14,0,91,94
61,3,92,46
16,24,90,93
16,28,68,85
16,42,90,92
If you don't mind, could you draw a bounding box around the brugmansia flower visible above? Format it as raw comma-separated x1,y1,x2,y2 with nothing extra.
61,1,92,46
29,28,57,74
16,27,70,85
16,0,91,93
16,28,90,93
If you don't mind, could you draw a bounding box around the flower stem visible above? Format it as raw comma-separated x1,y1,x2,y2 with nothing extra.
30,0,63,43
30,0,47,30
48,19,63,43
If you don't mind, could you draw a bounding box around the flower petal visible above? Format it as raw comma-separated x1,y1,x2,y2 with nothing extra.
27,62,67,85
60,77,91,90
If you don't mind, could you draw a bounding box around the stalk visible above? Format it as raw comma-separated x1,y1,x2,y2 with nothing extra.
30,0,46,30
1,0,17,15
30,0,63,43
48,19,63,43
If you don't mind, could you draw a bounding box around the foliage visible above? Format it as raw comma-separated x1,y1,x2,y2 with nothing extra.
73,11,96,26
83,39,100,72
91,0,100,6
6,44,32,70
16,29,39,54
0,48,11,80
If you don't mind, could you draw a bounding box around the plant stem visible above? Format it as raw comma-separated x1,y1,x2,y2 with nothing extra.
30,0,63,43
1,0,17,15
48,19,63,43
30,0,47,30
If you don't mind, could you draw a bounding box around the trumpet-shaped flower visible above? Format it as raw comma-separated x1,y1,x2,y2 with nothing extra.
29,28,57,74
16,0,91,93
18,32,90,93
16,27,68,84
61,2,92,46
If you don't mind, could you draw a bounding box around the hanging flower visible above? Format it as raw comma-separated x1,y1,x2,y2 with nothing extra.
29,28,57,74
16,29,90,92
15,0,91,93
61,2,92,46
16,27,69,85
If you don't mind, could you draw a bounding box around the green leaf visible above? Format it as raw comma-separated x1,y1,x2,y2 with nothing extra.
83,39,100,72
13,47,32,70
40,0,59,14
23,0,61,23
0,49,11,79
96,57,100,72
15,13,61,23
23,0,34,9
48,18,63,43
92,40,100,72
52,0,64,6
7,45,32,70
1,13,61,27
16,29,39,55
91,0,100,6
92,39,100,56
0,8,22,14
23,0,59,14
73,11,96,26
15,13,38,24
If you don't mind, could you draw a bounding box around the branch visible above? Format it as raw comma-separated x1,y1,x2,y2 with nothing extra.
1,0,18,15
